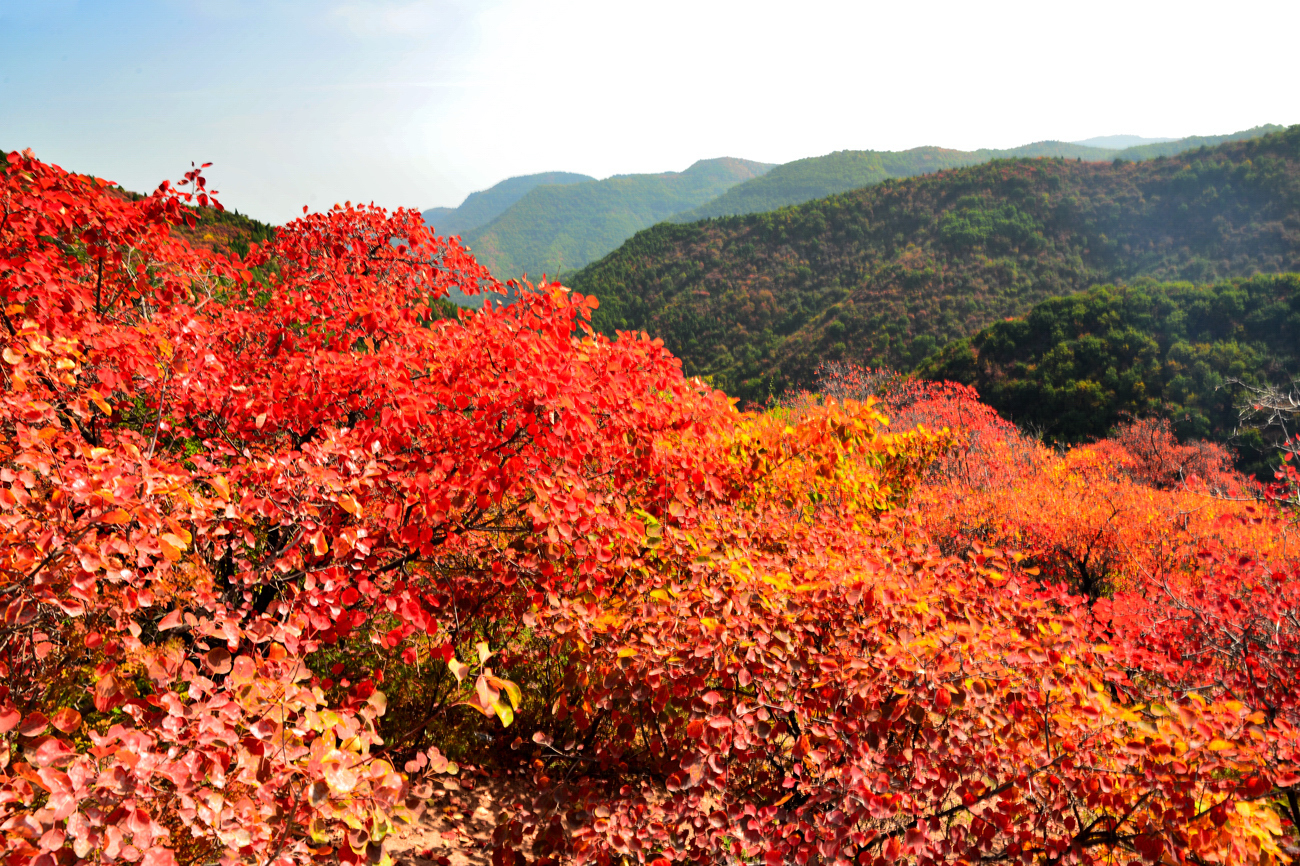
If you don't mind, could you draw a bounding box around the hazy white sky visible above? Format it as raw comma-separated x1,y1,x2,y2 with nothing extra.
2,0,1297,223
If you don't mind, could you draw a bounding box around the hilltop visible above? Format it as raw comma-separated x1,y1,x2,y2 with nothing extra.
457,157,773,290
421,170,594,238
570,125,1300,400
671,125,1287,222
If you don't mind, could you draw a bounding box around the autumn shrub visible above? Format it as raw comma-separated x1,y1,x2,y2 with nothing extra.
3,151,1300,866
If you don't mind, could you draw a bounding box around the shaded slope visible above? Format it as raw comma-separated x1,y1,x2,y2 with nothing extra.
461,157,773,283
571,126,1300,401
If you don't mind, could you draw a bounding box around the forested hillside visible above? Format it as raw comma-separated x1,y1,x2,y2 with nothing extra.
571,125,1300,400
461,157,772,285
671,142,1114,222
672,125,1286,222
421,170,594,237
917,274,1300,471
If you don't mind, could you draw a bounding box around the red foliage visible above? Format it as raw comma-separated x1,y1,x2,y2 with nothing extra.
2,153,1299,866
1092,416,1240,492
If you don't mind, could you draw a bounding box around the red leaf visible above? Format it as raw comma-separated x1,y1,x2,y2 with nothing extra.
19,711,49,737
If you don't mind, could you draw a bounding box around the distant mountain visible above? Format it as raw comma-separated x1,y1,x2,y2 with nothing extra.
1071,134,1177,149
458,157,773,292
1112,124,1287,161
671,125,1286,224
671,143,1116,223
568,125,1300,401
422,171,594,238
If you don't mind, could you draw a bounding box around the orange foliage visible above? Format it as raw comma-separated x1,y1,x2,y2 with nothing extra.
913,406,1290,597
3,154,1300,866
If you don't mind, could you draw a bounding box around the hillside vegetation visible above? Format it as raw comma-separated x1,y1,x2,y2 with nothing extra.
421,170,594,237
460,157,772,286
571,125,1300,400
672,125,1287,222
917,274,1300,472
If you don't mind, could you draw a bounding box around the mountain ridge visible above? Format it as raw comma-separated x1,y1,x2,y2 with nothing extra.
568,125,1300,401
421,170,595,238
456,156,774,292
671,125,1289,223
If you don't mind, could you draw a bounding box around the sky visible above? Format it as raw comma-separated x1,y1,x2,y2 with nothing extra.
2,0,1297,224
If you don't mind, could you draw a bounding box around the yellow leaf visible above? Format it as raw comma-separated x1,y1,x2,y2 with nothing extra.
339,494,362,515
649,589,671,603
492,699,514,728
617,647,638,658
1093,644,1113,654
1207,738,1234,751
2,347,22,365
211,475,231,500
494,677,522,710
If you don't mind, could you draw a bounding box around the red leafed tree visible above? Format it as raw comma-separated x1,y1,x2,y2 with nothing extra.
0,150,739,865
2,150,1299,866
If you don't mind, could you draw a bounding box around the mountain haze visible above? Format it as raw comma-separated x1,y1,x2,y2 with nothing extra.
1071,135,1177,149
569,126,1300,401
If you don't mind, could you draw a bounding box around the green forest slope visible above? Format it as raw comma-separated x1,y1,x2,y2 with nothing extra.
570,125,1300,401
918,275,1300,470
672,125,1287,223
460,157,773,285
421,171,594,238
